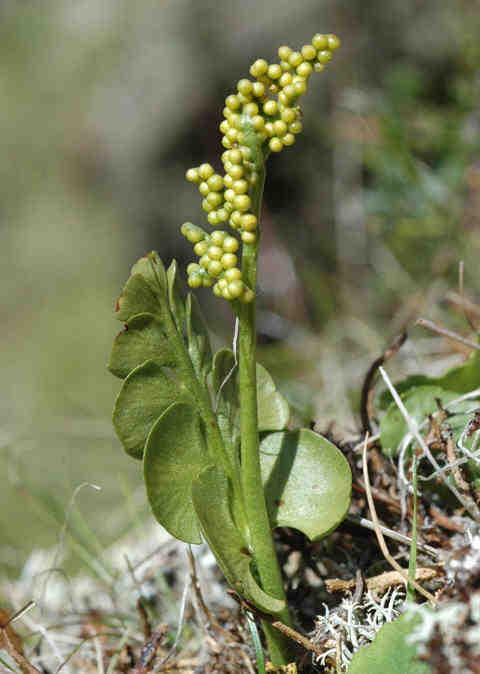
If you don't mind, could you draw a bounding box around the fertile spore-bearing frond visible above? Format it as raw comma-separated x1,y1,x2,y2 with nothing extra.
181,33,341,302
110,32,350,666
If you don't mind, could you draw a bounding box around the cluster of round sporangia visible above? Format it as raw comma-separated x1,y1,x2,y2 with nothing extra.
181,222,254,302
224,32,341,157
185,156,258,245
183,34,340,301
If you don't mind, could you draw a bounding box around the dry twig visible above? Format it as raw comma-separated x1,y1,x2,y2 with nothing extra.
325,568,439,594
132,625,168,674
360,332,407,434
352,480,401,513
416,318,480,352
137,599,152,640
450,261,479,331
228,592,324,659
445,433,471,493
0,623,42,674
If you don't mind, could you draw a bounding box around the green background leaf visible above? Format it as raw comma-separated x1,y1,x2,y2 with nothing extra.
257,363,290,431
144,402,209,544
348,614,430,674
260,429,352,541
437,350,480,391
378,350,480,410
380,385,458,455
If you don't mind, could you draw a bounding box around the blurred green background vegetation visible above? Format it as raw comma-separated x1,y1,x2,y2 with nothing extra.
1,1,479,577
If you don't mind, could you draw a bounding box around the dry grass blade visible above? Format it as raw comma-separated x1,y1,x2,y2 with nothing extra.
416,317,480,351
450,261,479,331
156,575,191,668
3,602,36,628
361,434,437,605
353,434,379,453
94,636,105,674
347,515,439,557
55,630,126,672
186,547,216,630
41,481,103,608
214,317,239,412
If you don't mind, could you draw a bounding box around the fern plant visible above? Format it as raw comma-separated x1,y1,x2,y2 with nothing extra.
109,33,352,666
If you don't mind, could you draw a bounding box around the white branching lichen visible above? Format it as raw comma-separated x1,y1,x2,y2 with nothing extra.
311,587,405,671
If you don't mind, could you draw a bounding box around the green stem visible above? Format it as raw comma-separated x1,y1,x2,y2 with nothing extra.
238,138,292,665
407,452,418,602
